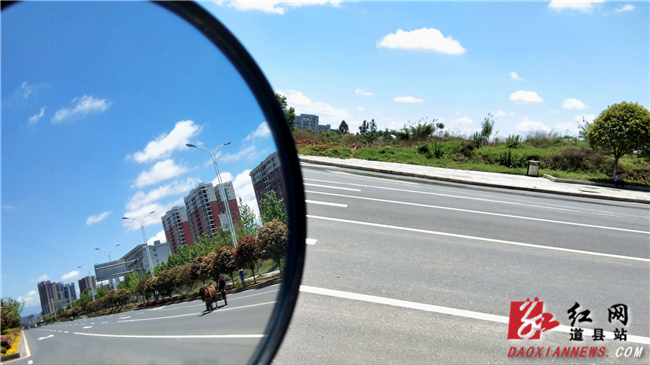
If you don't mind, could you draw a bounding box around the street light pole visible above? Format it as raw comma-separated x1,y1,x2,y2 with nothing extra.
186,142,238,248
122,211,156,279
78,266,96,301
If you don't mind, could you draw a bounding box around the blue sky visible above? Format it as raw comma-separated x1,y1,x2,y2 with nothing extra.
204,0,648,137
2,1,648,317
2,2,276,315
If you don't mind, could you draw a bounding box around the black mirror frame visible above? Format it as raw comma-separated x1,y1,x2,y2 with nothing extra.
0,2,306,364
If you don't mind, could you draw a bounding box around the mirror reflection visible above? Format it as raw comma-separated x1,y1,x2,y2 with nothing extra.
2,2,288,364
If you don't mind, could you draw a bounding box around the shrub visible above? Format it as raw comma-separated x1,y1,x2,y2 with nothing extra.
432,142,445,159
416,142,431,156
549,147,609,173
0,335,13,348
525,130,562,148
498,150,524,168
470,131,483,149
506,134,521,149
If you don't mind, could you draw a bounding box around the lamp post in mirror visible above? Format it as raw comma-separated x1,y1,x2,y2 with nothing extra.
186,142,238,248
122,212,156,280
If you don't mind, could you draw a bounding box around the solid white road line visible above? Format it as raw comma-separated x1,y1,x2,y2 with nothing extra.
304,183,361,191
118,301,276,323
304,177,642,218
300,285,650,345
73,332,263,339
328,170,419,185
38,335,54,340
306,238,318,245
306,200,348,207
308,214,650,262
306,190,649,235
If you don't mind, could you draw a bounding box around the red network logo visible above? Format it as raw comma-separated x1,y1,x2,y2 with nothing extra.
508,297,560,340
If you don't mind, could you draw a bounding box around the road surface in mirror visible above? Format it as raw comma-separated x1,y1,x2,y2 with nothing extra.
2,2,287,364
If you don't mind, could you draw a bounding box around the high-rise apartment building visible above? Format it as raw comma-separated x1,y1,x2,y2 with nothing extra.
184,183,223,242
78,276,96,295
214,181,240,229
162,206,194,253
37,281,74,316
250,152,286,215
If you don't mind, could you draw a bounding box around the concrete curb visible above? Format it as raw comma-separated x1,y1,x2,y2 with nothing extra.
300,156,650,205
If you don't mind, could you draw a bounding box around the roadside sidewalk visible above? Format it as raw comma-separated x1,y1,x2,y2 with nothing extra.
299,155,650,205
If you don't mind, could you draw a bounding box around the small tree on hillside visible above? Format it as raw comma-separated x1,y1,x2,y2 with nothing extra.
276,93,296,129
235,235,260,284
338,120,349,134
582,102,650,177
257,219,288,274
480,113,495,143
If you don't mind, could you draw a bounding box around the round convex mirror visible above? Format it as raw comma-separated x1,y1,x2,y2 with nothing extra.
1,2,306,364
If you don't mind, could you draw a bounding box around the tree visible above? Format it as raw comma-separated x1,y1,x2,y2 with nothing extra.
1,297,24,328
95,285,109,299
135,278,150,302
235,236,259,284
338,120,349,134
359,120,368,135
213,246,237,286
276,93,296,129
480,113,495,143
190,256,211,285
236,198,259,239
369,119,377,133
257,219,288,274
260,191,287,225
583,102,650,177
117,271,140,294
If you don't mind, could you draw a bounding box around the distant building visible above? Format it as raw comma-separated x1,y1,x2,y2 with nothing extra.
162,206,194,253
214,181,240,229
37,281,74,316
184,183,223,241
149,240,172,267
250,152,286,215
295,113,332,133
78,276,96,296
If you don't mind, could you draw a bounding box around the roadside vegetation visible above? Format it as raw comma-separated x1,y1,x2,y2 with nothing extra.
290,102,650,187
1,298,23,356
39,194,289,322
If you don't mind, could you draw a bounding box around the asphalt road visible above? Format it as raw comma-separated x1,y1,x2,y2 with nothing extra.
12,284,279,365
273,164,650,364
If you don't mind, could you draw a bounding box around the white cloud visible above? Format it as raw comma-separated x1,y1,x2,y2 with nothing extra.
132,159,188,188
357,107,364,112
52,95,111,123
355,89,374,96
122,200,181,232
245,122,271,141
29,274,49,283
219,145,267,163
562,98,588,110
548,0,604,12
509,90,543,104
378,28,466,55
86,211,113,226
493,110,507,117
126,178,199,212
28,107,46,125
614,4,634,13
548,110,559,114
21,81,34,99
556,122,580,135
394,96,424,103
515,121,551,132
276,89,349,125
573,113,597,123
128,120,201,163
61,270,81,282
147,230,167,245
18,290,40,308
214,0,340,15
448,117,477,135
510,72,524,81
